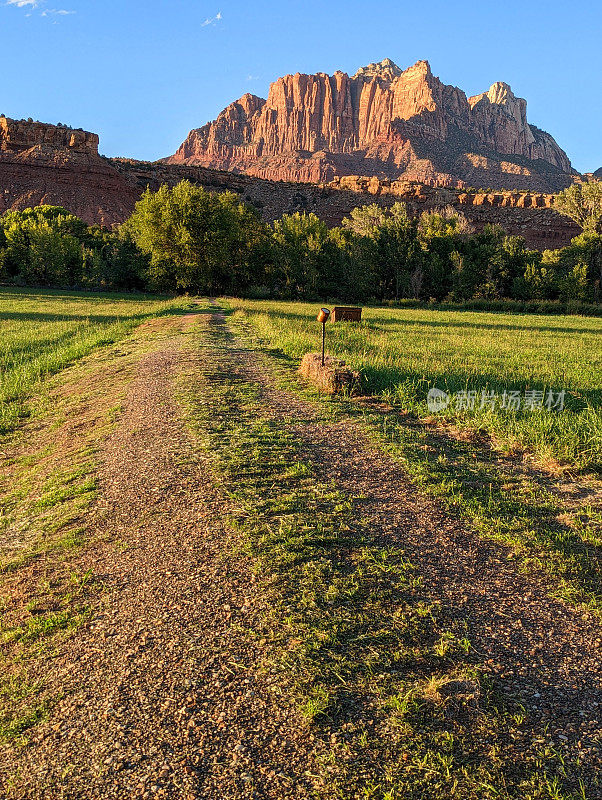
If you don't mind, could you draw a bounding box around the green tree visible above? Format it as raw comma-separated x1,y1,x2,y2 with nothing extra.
418,208,472,300
81,227,147,290
271,212,330,298
559,262,589,302
496,236,539,299
519,262,558,300
0,206,86,286
555,182,602,233
557,232,602,301
327,226,377,301
343,203,421,299
122,181,269,294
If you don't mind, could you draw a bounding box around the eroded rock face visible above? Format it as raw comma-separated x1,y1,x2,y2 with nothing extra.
113,159,581,251
0,118,139,226
0,117,99,154
0,115,579,248
168,59,574,191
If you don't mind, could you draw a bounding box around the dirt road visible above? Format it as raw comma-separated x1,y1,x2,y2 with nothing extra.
1,308,600,799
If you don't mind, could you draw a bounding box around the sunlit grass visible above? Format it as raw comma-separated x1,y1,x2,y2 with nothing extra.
0,287,190,433
228,300,602,471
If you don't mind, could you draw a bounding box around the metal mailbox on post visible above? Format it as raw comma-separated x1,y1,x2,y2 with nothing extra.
317,307,331,366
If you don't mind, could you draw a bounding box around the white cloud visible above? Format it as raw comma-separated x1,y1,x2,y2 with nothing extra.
202,11,222,27
5,0,75,15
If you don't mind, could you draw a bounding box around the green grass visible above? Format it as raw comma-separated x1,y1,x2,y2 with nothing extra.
227,302,602,611
0,582,92,744
0,674,51,744
179,311,591,800
227,300,602,471
359,410,602,609
0,287,191,434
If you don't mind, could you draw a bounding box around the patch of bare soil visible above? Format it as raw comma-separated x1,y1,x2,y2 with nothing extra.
0,316,317,799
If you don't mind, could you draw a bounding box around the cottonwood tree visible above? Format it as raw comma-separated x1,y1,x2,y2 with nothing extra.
343,203,422,299
123,181,269,294
555,182,602,233
0,206,86,286
271,212,331,298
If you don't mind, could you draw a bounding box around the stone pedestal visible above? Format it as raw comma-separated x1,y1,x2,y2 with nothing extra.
299,353,360,395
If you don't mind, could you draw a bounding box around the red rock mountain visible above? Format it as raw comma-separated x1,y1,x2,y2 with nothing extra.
0,108,582,250
167,59,574,192
0,117,138,226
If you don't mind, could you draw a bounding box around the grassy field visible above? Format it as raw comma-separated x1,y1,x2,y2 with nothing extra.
0,288,189,434
0,291,599,797
228,300,602,472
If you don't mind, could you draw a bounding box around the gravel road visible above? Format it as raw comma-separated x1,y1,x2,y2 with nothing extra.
2,309,601,798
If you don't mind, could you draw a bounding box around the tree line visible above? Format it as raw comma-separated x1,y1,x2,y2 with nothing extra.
0,180,601,305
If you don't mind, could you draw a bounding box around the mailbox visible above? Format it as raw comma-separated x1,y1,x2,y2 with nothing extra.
332,306,362,322
316,308,331,366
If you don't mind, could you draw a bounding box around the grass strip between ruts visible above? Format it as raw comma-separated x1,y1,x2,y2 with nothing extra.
180,310,588,800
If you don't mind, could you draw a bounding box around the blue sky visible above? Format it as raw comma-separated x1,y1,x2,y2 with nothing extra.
1,0,600,171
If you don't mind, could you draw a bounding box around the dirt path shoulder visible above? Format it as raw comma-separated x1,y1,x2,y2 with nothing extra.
1,307,601,799
0,315,317,800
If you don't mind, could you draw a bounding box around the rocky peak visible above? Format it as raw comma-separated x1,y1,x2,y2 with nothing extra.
469,81,536,151
402,59,432,78
470,81,526,123
168,58,573,189
485,81,516,106
235,94,265,116
353,57,403,82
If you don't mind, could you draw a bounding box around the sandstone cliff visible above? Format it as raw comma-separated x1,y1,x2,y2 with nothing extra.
0,115,580,249
0,118,138,226
0,117,99,154
167,59,574,192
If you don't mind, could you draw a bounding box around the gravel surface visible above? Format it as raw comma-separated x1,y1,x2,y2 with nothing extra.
2,309,601,798
291,417,602,764
0,319,317,799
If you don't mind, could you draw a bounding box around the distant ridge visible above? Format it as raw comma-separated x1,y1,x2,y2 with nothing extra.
0,117,138,226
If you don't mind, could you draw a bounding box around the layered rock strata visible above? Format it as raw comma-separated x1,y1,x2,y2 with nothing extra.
168,59,574,192
0,118,139,226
